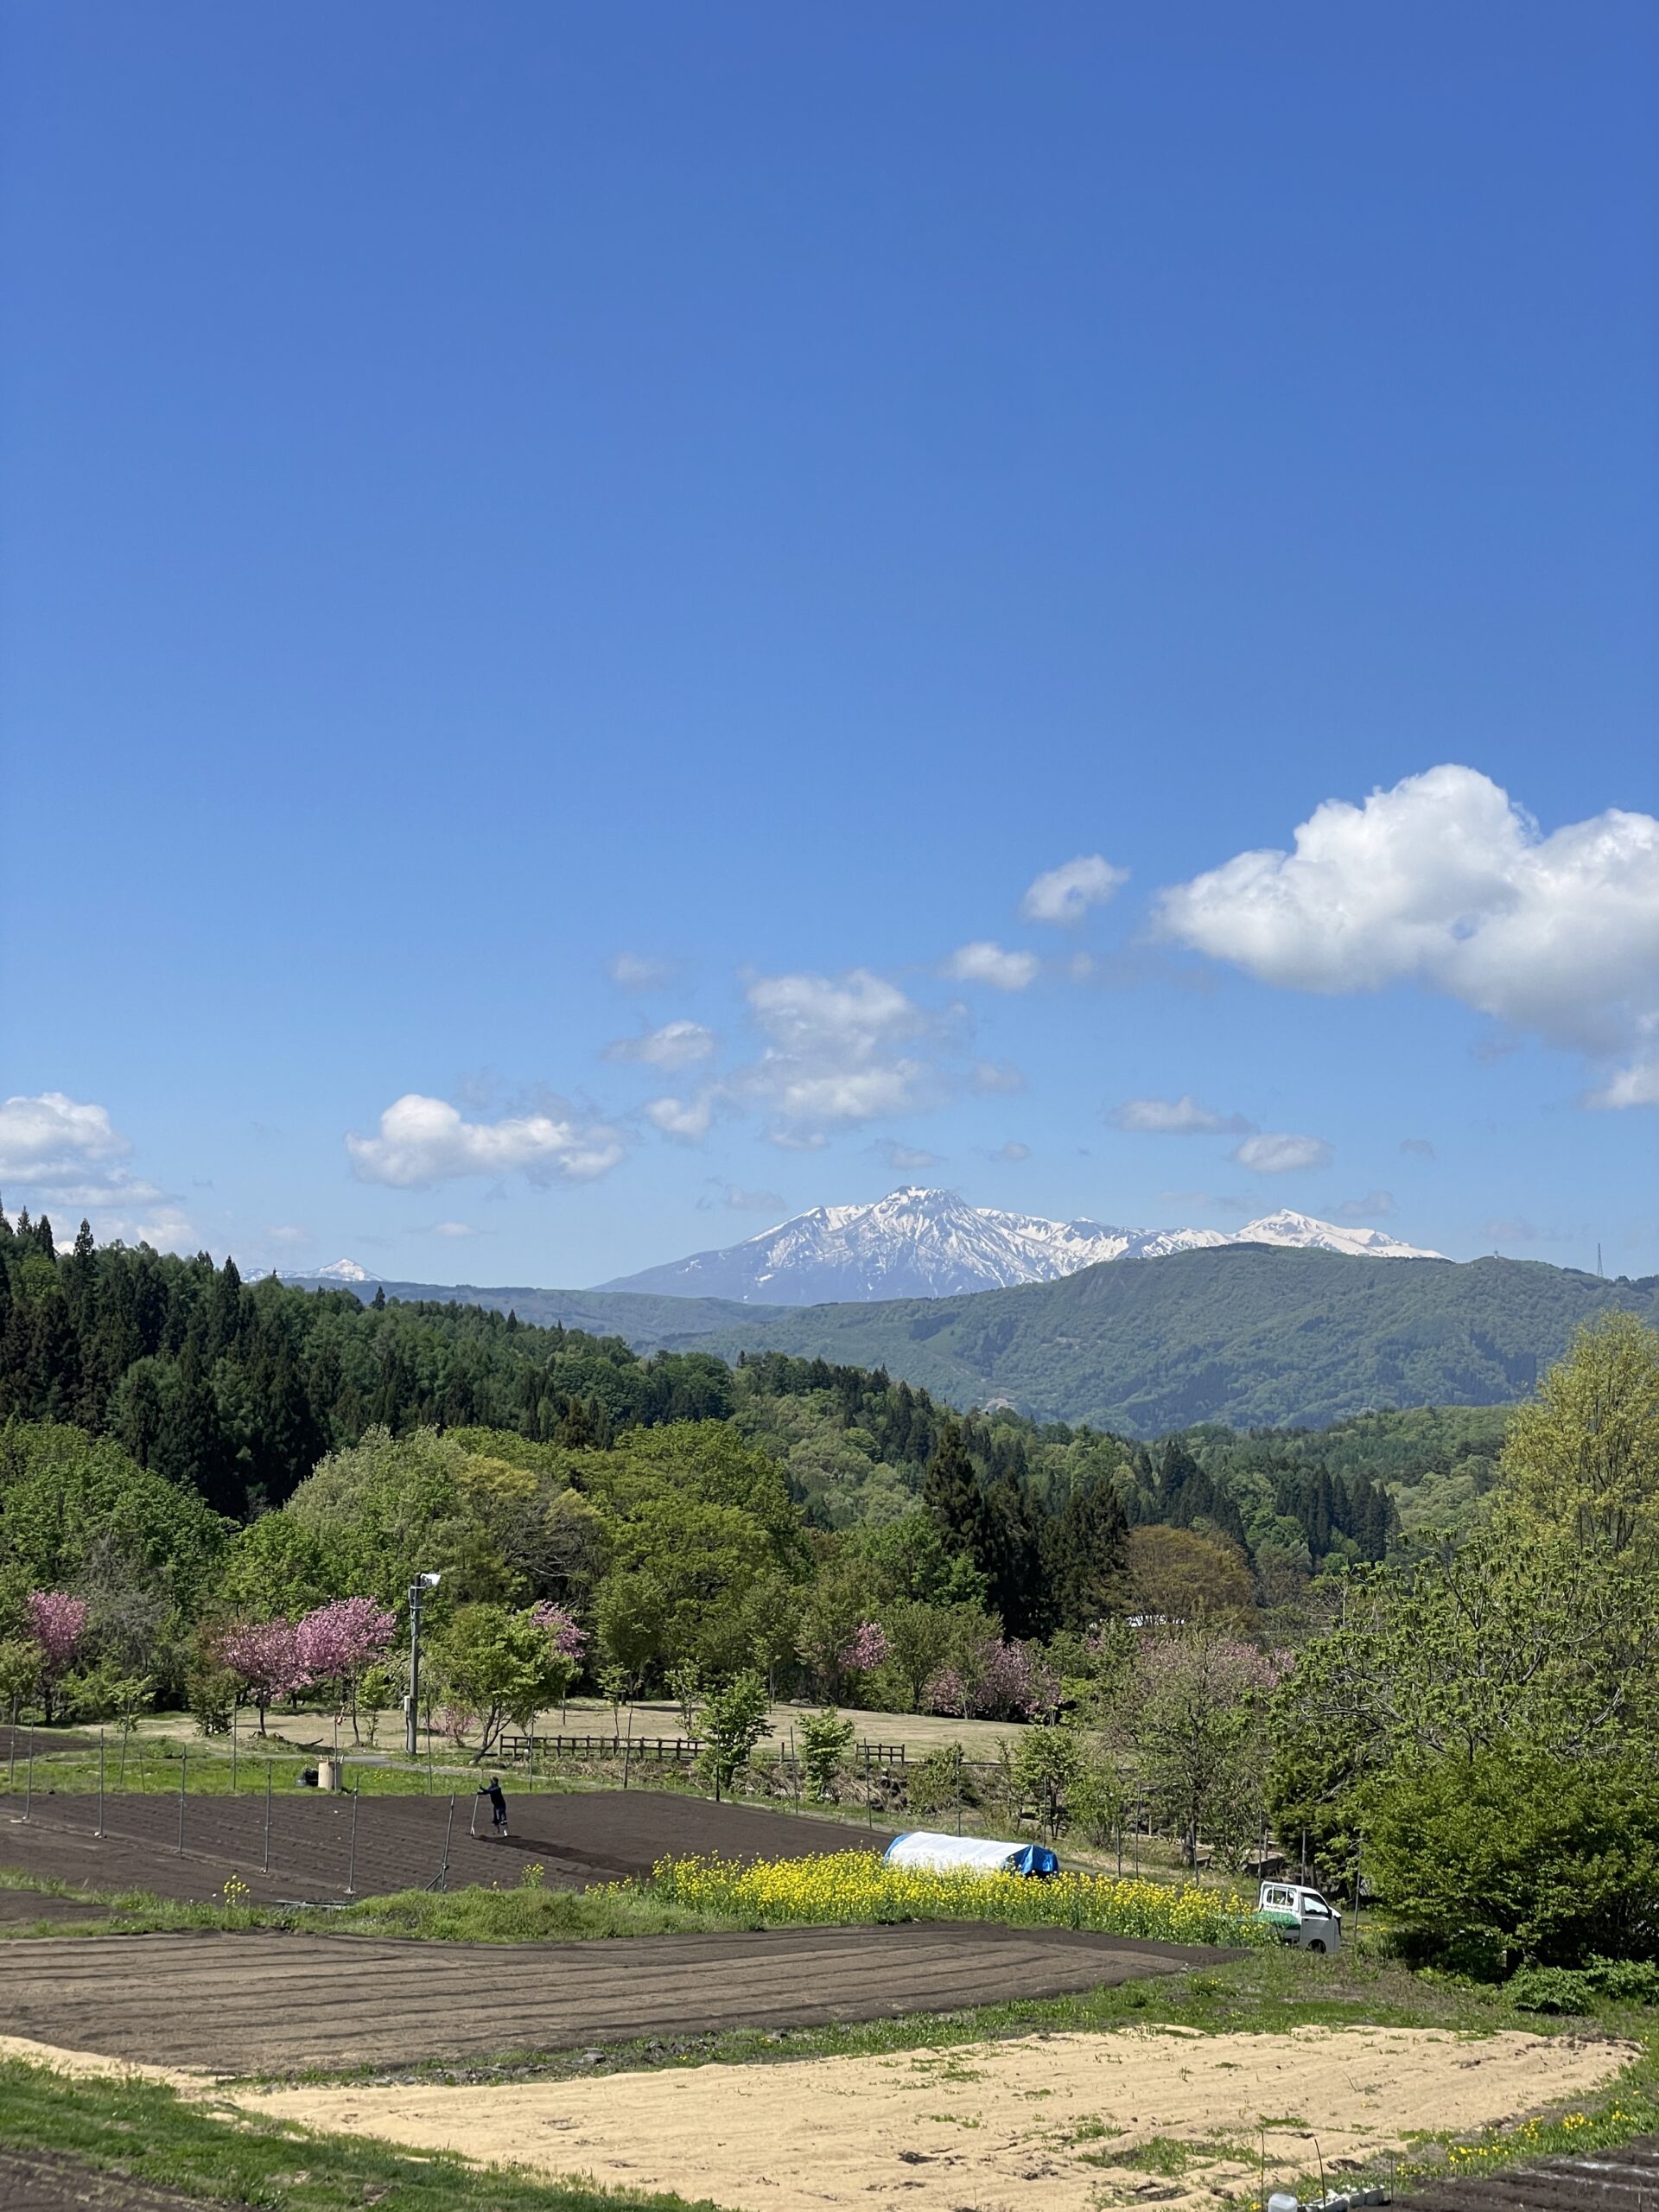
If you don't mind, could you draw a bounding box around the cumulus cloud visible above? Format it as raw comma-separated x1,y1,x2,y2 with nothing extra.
605,951,679,992
1400,1137,1437,1160
644,1092,716,1143
433,1221,478,1238
766,1128,830,1151
1108,1095,1255,1136
0,1092,132,1186
1586,1055,1659,1110
347,1095,624,1187
736,967,938,1135
990,1140,1031,1162
943,941,1040,991
1155,766,1659,1102
1231,1133,1334,1174
602,1020,716,1071
1021,854,1128,926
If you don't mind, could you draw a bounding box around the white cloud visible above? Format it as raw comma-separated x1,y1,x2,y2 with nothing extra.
1021,854,1128,926
605,951,678,992
0,1092,131,1185
346,1094,624,1187
990,1140,1031,1162
1109,1094,1255,1136
1586,1041,1659,1110
1400,1137,1437,1160
1231,1132,1334,1174
943,941,1040,992
969,1058,1025,1094
433,1220,478,1238
740,967,937,1132
766,1128,830,1152
602,1020,716,1071
266,1224,311,1247
644,1092,716,1142
1155,766,1659,1100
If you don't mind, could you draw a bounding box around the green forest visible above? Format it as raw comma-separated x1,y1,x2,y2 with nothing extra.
8,1210,1659,1975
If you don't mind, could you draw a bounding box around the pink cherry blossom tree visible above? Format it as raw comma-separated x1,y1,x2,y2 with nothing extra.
24,1592,90,1723
217,1619,309,1734
295,1597,396,1742
529,1602,587,1664
840,1619,889,1675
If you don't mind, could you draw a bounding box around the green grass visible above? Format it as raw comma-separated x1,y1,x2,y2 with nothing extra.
0,1864,747,1944
0,2056,728,2212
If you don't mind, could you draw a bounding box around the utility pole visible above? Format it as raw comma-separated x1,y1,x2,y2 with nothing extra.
406,1572,441,1758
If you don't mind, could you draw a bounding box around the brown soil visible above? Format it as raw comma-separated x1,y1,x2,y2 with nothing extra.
240,2024,1635,2212
0,1786,889,1904
0,1923,1225,2074
1405,2137,1659,2211
0,2145,257,2212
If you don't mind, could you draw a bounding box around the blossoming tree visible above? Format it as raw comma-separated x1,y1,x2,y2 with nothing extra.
23,1591,90,1723
217,1618,309,1734
295,1597,396,1742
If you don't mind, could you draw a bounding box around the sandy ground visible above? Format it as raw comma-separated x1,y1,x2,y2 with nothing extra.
236,2024,1634,2212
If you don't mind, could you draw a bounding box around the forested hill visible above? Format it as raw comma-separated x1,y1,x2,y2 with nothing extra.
663,1244,1659,1432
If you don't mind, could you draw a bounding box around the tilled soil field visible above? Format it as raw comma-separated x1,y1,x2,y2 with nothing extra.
1,1923,1230,2072
0,1786,886,1904
1403,2139,1659,2212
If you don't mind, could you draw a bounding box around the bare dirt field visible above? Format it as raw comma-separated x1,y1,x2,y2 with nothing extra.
0,1786,890,1905
240,2022,1637,2212
0,1923,1224,2073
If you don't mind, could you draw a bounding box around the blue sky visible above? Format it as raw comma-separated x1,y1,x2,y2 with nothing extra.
3,3,1656,1286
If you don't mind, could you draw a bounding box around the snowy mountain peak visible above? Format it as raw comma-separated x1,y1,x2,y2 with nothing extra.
596,1189,1443,1304
315,1257,371,1283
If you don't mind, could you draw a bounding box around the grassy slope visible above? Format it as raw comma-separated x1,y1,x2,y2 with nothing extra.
0,2059,727,2212
665,1246,1659,1432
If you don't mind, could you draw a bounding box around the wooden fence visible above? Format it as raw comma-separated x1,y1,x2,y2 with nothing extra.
499,1731,912,1769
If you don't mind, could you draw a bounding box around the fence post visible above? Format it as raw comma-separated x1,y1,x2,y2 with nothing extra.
177,1747,188,1855
864,1743,873,1827
24,1727,34,1821
346,1787,360,1897
955,1746,963,1834
96,1729,105,1838
264,1761,272,1875
622,1715,633,1791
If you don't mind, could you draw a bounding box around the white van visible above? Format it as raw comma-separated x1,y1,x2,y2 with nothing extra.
1255,1880,1343,1953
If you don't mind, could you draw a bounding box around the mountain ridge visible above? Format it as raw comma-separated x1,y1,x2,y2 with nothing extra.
592,1185,1440,1303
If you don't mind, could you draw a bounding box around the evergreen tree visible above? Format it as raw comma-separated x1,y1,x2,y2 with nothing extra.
1046,1478,1129,1631
922,1419,1001,1596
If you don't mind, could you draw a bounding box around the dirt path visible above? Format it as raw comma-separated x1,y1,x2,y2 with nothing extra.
240,2024,1635,2212
0,1924,1224,2073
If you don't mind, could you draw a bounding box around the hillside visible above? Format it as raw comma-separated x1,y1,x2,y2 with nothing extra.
663,1245,1659,1433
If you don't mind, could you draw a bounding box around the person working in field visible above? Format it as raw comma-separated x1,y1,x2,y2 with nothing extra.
477,1776,509,1837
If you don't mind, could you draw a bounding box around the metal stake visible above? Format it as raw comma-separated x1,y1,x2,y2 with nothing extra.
346,1787,360,1896
177,1747,187,1854
97,1729,105,1837
24,1728,33,1821
438,1793,455,1891
263,1762,272,1874
230,1717,237,1795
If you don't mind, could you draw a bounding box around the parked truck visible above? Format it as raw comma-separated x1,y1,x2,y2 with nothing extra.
1255,1879,1343,1952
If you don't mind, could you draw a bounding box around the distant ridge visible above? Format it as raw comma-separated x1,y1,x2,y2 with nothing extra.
594,1185,1440,1303
278,1243,1657,1436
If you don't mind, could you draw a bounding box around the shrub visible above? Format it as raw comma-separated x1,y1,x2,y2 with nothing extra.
1368,1750,1659,1974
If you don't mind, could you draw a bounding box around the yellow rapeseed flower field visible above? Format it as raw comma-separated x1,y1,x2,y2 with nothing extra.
637,1849,1263,1945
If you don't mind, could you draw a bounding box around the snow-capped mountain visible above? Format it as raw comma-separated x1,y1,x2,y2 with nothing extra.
595,1187,1441,1304
315,1257,371,1283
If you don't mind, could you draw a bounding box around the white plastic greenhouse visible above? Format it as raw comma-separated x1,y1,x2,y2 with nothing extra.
883,1830,1059,1878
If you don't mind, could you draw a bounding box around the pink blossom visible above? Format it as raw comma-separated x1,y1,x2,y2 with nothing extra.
529,1602,587,1662
295,1597,396,1685
923,1636,1058,1722
217,1619,309,1706
24,1591,90,1674
840,1621,889,1674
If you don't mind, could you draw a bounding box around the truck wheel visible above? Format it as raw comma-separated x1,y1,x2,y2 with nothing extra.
1306,1939,1326,1954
